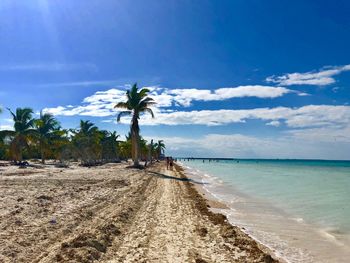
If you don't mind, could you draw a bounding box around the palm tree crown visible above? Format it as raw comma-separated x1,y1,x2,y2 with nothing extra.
10,107,36,133
76,120,99,136
115,83,156,123
0,108,36,163
35,112,60,136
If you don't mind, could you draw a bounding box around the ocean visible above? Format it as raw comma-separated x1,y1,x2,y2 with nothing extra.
181,159,350,263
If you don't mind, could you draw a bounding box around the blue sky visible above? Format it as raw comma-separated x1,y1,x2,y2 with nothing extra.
1,0,350,159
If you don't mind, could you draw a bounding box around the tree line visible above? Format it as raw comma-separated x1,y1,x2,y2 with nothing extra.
0,84,166,167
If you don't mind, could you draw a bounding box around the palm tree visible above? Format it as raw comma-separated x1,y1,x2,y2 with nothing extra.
114,83,155,167
71,120,102,165
76,120,99,136
49,128,70,163
155,140,166,160
34,112,61,163
100,130,121,162
0,108,36,163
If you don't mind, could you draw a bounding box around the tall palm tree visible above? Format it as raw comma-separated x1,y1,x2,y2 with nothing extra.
0,108,36,163
35,112,61,163
155,140,166,160
115,83,155,167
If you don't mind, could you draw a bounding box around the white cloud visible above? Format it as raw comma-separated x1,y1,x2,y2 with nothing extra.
44,85,350,129
0,62,97,72
38,82,350,159
266,120,281,127
266,64,350,86
0,118,14,131
44,85,304,117
169,85,298,106
145,133,350,160
0,125,13,130
135,105,350,128
287,124,350,143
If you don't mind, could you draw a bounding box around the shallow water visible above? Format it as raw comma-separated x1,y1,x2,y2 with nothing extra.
181,159,350,263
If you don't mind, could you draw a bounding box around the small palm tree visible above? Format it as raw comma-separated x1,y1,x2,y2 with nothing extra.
71,120,102,165
100,130,121,162
77,120,99,136
0,108,36,163
114,83,155,167
35,112,61,163
155,140,166,160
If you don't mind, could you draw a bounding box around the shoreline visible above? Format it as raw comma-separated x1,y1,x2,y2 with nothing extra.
175,163,283,263
180,161,350,263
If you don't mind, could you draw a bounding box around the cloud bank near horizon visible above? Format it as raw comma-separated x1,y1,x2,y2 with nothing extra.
145,132,350,160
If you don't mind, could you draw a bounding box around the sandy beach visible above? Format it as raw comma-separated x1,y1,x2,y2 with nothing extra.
0,161,277,263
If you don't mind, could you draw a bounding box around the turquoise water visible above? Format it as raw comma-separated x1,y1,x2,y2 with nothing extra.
181,159,350,262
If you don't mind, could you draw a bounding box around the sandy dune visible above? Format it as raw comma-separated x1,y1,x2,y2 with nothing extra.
0,162,277,262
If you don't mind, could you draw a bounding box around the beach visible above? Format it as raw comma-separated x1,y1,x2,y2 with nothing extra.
0,161,277,263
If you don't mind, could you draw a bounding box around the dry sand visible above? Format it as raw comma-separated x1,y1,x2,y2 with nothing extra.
0,161,278,263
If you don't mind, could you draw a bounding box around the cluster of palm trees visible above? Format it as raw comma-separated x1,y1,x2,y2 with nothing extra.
0,84,166,167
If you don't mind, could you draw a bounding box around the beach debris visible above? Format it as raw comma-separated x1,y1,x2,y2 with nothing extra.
220,225,237,238
195,258,208,263
263,254,275,263
197,227,208,237
37,195,53,201
50,218,57,224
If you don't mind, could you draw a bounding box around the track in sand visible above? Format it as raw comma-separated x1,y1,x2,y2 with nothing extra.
0,162,276,263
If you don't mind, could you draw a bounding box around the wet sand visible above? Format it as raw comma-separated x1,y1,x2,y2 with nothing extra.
0,161,277,262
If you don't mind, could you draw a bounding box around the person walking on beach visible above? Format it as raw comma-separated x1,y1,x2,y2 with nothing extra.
169,157,174,171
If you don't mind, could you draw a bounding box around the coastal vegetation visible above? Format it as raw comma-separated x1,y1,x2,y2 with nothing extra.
1,108,37,163
0,85,164,166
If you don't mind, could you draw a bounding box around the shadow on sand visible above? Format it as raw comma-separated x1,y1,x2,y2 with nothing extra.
148,171,208,185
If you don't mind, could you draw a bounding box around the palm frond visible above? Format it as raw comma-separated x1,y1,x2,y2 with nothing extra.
6,108,16,120
142,108,154,118
114,102,129,109
117,111,131,122
139,88,151,98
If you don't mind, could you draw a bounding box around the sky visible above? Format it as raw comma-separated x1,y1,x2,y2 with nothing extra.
0,0,350,159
